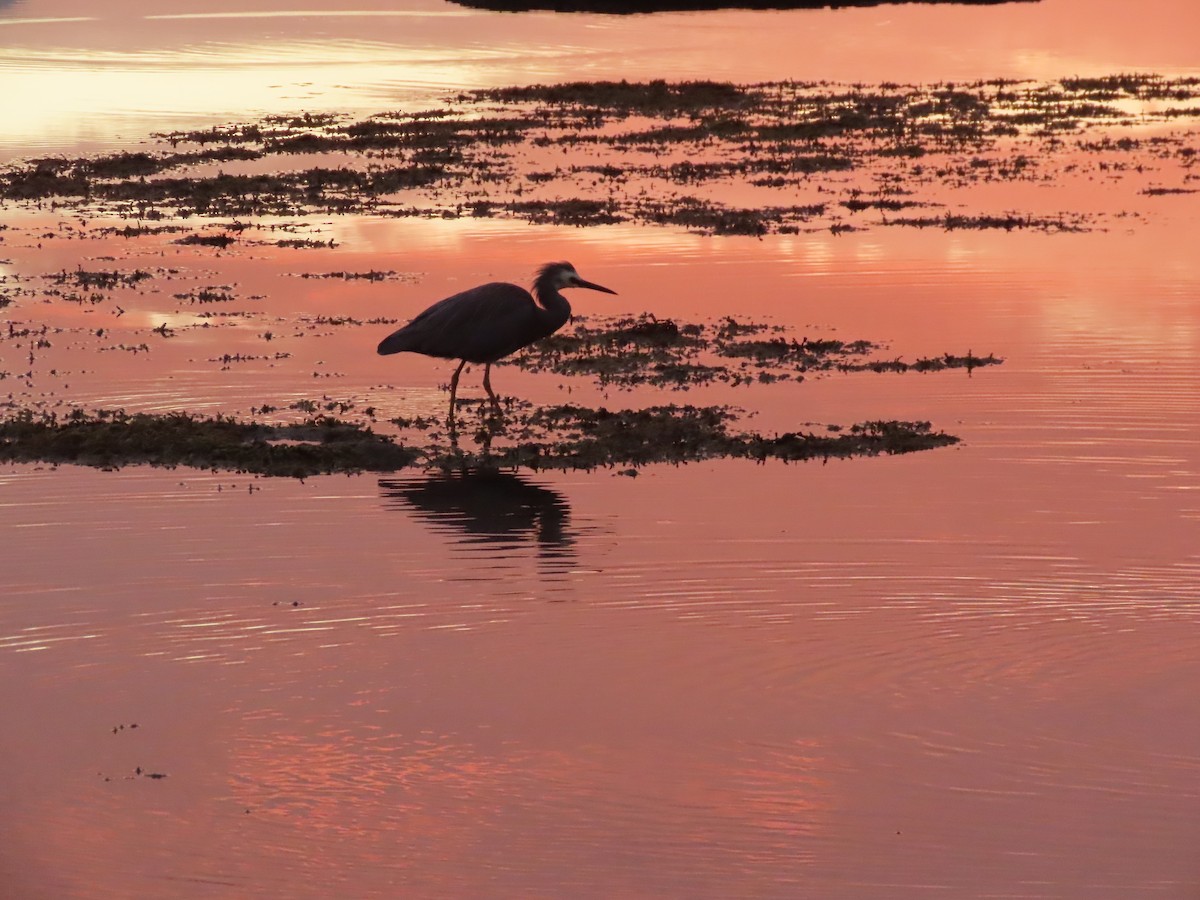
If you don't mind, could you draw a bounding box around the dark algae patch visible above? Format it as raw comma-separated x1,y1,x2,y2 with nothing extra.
444,404,958,471
48,267,154,290
1,405,958,476
448,0,1030,10
508,314,1002,388
0,409,419,478
4,75,1197,235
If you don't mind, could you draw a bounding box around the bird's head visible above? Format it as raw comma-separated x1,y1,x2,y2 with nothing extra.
536,261,617,296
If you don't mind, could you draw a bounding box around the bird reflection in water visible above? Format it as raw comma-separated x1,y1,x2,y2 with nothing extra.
379,471,575,564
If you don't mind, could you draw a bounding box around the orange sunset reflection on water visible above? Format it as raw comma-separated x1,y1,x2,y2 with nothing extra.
3,0,1200,156
3,0,1200,897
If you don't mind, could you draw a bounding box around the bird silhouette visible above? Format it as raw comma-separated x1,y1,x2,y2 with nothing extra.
377,261,616,425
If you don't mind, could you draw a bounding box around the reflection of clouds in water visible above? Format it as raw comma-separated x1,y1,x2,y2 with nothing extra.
380,471,575,564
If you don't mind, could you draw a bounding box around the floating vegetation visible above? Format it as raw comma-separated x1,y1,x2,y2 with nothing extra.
47,268,153,290
98,343,152,354
0,404,959,476
174,286,238,304
448,404,958,471
299,314,400,327
96,224,188,238
174,233,237,248
0,409,418,478
508,314,1002,388
447,0,1030,11
3,75,1197,234
209,352,292,367
884,212,1088,232
274,237,337,249
294,270,414,281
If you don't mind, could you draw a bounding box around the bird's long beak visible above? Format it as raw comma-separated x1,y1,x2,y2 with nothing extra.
576,278,617,295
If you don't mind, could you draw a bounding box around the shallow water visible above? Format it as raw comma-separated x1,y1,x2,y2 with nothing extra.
3,0,1200,897
2,0,1199,159
4,452,1200,897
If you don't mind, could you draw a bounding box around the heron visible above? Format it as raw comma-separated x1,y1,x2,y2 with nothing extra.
376,261,617,425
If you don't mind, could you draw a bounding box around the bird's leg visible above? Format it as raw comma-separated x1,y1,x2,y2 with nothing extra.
447,358,468,429
483,363,501,410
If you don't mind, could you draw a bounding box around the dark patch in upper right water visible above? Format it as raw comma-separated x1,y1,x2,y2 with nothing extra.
446,0,1033,12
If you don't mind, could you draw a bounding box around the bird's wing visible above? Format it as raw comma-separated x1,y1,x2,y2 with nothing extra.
378,282,539,361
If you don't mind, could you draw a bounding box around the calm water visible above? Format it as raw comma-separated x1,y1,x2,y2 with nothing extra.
3,0,1199,159
3,1,1200,898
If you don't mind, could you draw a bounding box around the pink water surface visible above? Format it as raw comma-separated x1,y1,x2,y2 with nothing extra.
2,1,1200,897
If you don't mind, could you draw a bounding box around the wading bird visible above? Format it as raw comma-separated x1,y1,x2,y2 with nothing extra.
377,261,617,425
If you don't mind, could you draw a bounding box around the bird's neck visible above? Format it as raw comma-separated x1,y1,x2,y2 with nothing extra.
533,284,572,329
